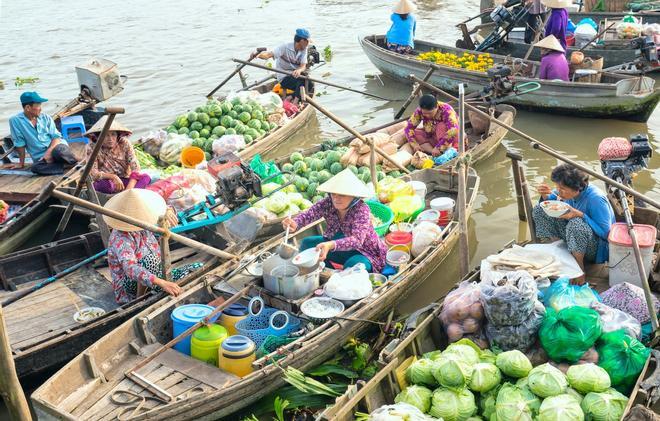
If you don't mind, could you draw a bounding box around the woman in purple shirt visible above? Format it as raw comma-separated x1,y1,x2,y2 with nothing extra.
282,169,387,272
542,0,570,50
535,35,569,81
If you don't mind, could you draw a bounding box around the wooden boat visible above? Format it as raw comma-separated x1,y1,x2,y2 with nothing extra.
0,230,224,378
360,35,660,122
31,167,480,420
319,241,660,420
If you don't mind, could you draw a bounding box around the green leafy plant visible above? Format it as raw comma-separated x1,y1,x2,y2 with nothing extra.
273,396,290,421
323,45,333,62
241,415,259,421
14,77,40,87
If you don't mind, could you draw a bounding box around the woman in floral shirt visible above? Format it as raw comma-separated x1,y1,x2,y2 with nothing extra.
282,169,387,272
86,116,151,194
105,189,202,304
405,94,459,157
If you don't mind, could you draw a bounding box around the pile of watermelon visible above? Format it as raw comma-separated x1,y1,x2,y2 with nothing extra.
165,97,279,156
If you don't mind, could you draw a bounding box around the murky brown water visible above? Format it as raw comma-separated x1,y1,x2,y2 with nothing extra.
1,0,659,406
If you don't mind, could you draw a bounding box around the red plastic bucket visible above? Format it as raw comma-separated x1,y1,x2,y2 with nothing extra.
385,231,413,250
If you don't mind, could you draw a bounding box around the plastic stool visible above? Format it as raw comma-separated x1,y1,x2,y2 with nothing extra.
60,116,89,144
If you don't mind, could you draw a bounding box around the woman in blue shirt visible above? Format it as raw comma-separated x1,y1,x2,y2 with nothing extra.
386,0,417,54
533,164,615,285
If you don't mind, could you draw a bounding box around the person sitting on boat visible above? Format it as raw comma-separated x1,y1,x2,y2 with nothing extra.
542,0,570,50
524,0,546,44
404,94,459,157
282,169,387,272
8,91,78,175
535,35,569,81
85,116,151,194
251,28,314,103
533,163,615,285
105,189,203,304
385,0,417,54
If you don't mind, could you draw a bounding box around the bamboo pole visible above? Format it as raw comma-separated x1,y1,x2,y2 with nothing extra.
41,183,239,261
457,84,470,277
303,95,412,174
394,67,434,119
53,107,125,240
160,217,172,282
409,75,660,211
508,152,527,221
519,165,538,242
369,143,378,193
0,305,31,421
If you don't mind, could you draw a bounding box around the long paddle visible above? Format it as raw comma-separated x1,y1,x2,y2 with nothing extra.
206,49,266,99
233,58,395,101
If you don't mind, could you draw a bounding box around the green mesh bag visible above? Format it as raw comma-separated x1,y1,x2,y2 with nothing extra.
255,335,297,361
539,306,602,363
597,330,651,394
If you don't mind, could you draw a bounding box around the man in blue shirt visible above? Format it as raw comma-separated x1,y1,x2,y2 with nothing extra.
8,91,78,175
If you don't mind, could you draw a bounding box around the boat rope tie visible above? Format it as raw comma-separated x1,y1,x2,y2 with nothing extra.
455,152,473,168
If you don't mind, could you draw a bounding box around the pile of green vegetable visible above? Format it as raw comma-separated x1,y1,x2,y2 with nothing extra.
134,146,181,177
165,97,278,155
394,340,629,421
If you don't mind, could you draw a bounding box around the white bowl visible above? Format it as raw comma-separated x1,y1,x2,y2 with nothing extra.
541,200,569,218
292,248,320,268
300,297,345,322
73,307,106,323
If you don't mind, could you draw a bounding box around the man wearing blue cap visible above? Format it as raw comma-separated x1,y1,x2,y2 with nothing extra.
251,28,315,103
8,92,78,175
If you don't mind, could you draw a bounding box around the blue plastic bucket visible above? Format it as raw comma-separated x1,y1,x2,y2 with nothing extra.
171,304,218,355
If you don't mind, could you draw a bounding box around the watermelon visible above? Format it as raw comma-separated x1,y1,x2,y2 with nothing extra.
293,161,307,175
229,119,238,128
247,119,262,130
212,126,226,137
390,170,402,178
251,110,264,121
189,130,200,139
242,104,253,114
225,128,237,135
330,162,343,175
308,171,320,183
377,171,386,181
234,123,246,135
221,101,232,114
190,121,203,132
200,128,210,138
198,113,210,125
290,152,304,163
233,104,244,114
303,157,314,168
195,106,204,113
209,118,220,128
209,104,222,117
318,170,332,183
307,182,319,197
282,163,294,173
238,112,251,124
313,151,326,160
294,177,309,192
358,166,370,175
326,151,342,165
360,172,371,183
269,122,278,131
205,152,212,161
243,134,253,144
231,97,241,106
220,116,233,128
174,115,189,129
310,158,325,171
348,165,358,175
245,128,259,139
187,111,198,122
178,127,190,135
203,125,211,132
228,110,239,119
191,139,203,148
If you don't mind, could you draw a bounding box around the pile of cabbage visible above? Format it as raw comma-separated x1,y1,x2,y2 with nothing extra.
387,340,629,421
253,182,313,219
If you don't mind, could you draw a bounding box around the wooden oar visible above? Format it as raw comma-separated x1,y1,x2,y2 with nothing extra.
39,182,239,260
206,49,266,99
409,75,660,210
303,93,412,174
395,67,435,119
577,22,616,54
233,58,394,101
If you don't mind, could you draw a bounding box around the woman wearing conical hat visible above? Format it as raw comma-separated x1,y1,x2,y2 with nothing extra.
542,0,571,50
282,169,387,272
385,0,418,54
86,116,151,194
104,189,203,304
535,35,569,81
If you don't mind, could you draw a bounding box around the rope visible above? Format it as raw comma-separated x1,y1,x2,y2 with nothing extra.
455,152,473,168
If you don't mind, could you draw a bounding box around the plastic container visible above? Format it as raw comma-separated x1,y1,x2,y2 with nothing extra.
389,222,414,233
171,304,218,355
218,335,256,377
191,324,228,367
608,223,657,288
219,303,248,336
366,200,394,236
180,146,206,168
409,180,427,200
416,209,441,225
389,195,425,223
386,246,411,269
234,297,301,347
292,248,320,268
430,197,455,225
385,231,413,251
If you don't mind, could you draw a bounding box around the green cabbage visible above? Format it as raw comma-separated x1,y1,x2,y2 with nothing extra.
429,387,477,421
580,388,628,421
479,385,500,419
433,354,474,388
527,363,568,398
444,343,481,366
264,192,288,214
495,383,535,421
495,350,532,378
514,377,541,415
422,350,443,361
261,182,281,196
394,385,433,413
538,394,585,421
406,358,437,387
565,387,584,404
468,363,501,393
567,363,611,394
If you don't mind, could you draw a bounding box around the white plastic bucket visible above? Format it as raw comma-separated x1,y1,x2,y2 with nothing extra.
608,223,656,288
409,181,427,200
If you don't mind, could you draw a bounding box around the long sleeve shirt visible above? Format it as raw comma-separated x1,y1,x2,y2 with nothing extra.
539,51,570,81
87,135,140,180
545,8,569,50
9,112,65,162
545,184,615,263
386,13,417,48
108,230,161,303
404,102,460,149
293,197,388,271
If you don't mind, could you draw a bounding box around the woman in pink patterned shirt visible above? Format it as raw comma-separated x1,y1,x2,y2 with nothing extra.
405,94,459,157
282,169,387,272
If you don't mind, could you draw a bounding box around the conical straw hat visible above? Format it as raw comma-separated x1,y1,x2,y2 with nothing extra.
393,0,417,14
318,169,371,198
541,0,572,8
103,189,167,232
86,115,132,135
534,35,565,53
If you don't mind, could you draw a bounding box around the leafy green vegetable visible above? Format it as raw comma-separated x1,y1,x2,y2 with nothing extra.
406,358,437,387
433,354,474,388
496,350,532,378
273,396,289,421
394,385,433,413
538,394,585,421
307,364,358,379
496,383,535,421
468,363,501,392
580,388,628,421
527,363,568,398
567,363,611,394
429,387,477,421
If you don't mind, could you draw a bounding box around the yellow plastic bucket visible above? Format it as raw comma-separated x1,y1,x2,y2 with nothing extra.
219,335,256,377
219,303,249,336
180,146,206,168
190,324,228,367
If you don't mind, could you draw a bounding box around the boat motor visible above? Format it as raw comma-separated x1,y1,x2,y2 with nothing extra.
207,152,262,211
640,38,659,63
480,64,516,102
307,45,321,66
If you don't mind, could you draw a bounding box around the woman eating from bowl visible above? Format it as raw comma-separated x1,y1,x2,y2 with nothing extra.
105,188,203,304
282,169,387,272
533,163,615,285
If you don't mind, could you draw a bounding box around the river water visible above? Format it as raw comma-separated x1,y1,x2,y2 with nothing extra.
1,0,659,409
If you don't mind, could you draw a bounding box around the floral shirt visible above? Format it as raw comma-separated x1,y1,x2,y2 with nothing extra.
293,197,388,271
87,136,140,181
404,102,459,149
108,229,160,304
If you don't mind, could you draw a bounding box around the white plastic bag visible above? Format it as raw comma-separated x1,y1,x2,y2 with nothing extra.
212,135,246,156
369,403,435,421
159,134,192,164
257,92,284,114
324,263,372,301
574,23,598,48
411,221,444,257
590,301,642,339
616,21,642,39
226,90,259,104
